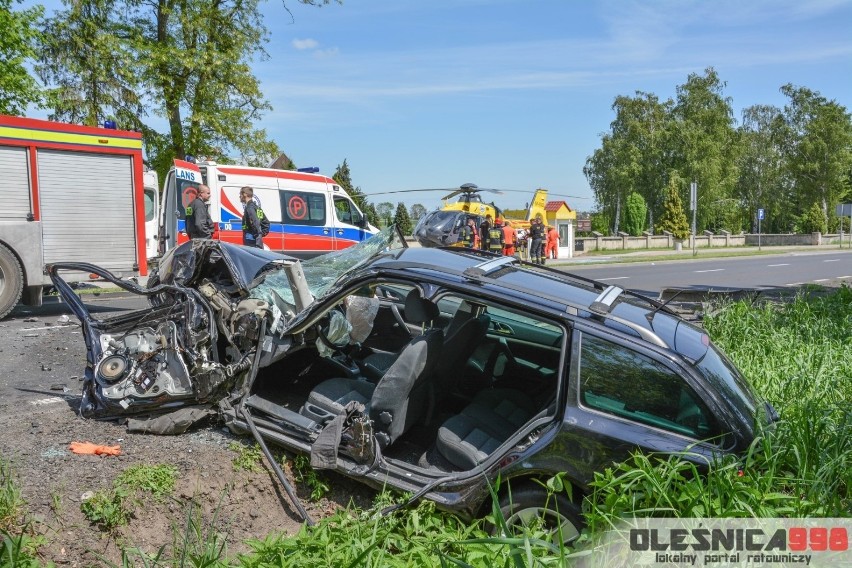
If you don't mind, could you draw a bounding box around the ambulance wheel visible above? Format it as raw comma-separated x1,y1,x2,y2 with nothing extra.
0,244,24,320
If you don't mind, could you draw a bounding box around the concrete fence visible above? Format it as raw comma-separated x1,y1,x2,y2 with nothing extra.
576,232,846,253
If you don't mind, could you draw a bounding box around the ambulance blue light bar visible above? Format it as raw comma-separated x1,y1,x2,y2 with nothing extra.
297,167,319,173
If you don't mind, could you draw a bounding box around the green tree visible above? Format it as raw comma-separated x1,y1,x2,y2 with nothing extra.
623,192,647,236
409,203,427,223
0,0,44,114
376,202,394,228
657,174,691,241
736,104,788,233
37,0,143,128
333,159,367,212
365,203,380,227
797,202,828,234
37,0,334,173
393,202,412,235
778,84,852,227
670,67,740,232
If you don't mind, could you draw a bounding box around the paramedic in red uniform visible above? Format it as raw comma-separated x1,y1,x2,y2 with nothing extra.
185,184,215,239
545,225,559,259
502,220,516,256
239,186,264,248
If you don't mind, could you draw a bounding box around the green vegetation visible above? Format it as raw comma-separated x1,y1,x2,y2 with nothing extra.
116,464,178,500
229,441,264,473
82,464,179,532
585,68,852,236
81,487,131,533
657,173,692,240
0,459,26,534
291,455,331,502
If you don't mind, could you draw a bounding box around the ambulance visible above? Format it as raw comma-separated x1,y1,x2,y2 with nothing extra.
158,159,378,258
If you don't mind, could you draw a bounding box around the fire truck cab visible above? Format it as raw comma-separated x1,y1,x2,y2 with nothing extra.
158,159,377,258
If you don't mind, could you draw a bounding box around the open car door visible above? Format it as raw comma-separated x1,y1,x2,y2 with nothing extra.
47,227,408,425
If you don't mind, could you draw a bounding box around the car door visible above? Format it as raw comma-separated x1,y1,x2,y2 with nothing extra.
560,327,734,483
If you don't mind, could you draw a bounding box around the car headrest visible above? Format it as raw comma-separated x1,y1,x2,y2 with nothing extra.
404,289,439,324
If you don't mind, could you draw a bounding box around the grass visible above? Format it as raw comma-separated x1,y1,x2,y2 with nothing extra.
81,464,180,533
567,246,828,264
228,441,264,473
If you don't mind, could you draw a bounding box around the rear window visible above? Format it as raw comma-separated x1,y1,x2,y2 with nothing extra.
579,334,724,442
695,344,759,431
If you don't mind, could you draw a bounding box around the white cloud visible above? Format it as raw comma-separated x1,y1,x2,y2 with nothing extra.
292,38,319,51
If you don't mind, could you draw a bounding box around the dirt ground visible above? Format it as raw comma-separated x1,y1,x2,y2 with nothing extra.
0,303,374,566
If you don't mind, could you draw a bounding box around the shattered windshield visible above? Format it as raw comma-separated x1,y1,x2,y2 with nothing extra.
248,226,405,313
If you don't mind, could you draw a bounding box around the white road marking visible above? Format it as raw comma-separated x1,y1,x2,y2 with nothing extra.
598,276,630,281
693,269,724,273
823,259,839,262
767,263,790,267
839,276,852,279
785,283,805,287
813,279,829,282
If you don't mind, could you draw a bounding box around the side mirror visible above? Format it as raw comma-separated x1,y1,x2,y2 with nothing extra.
356,217,367,228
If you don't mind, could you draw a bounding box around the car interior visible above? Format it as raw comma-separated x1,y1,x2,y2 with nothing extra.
247,279,566,473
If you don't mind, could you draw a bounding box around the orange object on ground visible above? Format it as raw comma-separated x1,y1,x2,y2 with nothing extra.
69,441,122,456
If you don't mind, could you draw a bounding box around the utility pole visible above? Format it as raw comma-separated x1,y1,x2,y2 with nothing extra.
690,181,697,257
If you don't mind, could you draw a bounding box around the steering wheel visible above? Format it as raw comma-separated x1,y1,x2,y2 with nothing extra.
317,306,351,353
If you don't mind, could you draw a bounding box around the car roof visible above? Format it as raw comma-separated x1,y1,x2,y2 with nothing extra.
363,246,703,358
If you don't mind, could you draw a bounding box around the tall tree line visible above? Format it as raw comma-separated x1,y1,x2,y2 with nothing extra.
584,68,852,235
1,0,333,182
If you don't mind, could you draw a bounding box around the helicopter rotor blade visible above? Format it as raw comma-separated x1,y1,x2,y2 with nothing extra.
363,188,460,197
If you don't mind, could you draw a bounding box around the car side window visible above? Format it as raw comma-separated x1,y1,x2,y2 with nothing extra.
578,334,722,441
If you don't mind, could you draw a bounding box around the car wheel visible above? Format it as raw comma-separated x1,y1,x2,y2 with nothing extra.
497,485,584,546
0,244,24,320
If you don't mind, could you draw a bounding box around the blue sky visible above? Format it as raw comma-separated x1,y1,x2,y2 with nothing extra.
28,0,852,212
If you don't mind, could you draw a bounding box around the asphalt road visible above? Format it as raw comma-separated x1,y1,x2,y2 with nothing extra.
561,249,852,298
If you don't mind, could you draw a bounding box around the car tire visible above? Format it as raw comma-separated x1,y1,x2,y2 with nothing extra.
497,484,584,546
0,244,24,320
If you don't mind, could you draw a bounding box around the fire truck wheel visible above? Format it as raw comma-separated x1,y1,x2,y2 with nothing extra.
0,244,24,320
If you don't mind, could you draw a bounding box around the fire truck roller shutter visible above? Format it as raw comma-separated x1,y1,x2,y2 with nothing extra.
37,150,137,273
0,146,32,220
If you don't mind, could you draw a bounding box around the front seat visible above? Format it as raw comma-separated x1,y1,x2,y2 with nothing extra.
303,290,443,448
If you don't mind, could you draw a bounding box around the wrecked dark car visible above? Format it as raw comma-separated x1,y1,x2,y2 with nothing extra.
49,227,775,542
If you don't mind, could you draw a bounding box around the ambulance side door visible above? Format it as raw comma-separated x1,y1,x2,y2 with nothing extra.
332,194,368,250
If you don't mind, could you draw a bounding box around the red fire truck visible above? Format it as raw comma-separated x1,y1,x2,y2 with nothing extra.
0,115,149,318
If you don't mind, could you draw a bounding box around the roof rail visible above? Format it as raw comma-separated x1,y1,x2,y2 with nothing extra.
589,285,623,314
463,255,518,280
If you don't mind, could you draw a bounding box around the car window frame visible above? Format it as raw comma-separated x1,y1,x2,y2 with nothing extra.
571,326,735,450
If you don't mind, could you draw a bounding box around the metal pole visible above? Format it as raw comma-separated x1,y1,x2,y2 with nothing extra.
690,181,697,257
758,216,761,251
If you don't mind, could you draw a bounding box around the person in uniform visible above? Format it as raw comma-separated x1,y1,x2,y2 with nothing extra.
239,186,264,248
502,220,516,257
458,217,478,248
488,217,505,255
479,215,493,251
185,184,214,239
529,215,545,264
545,225,560,260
